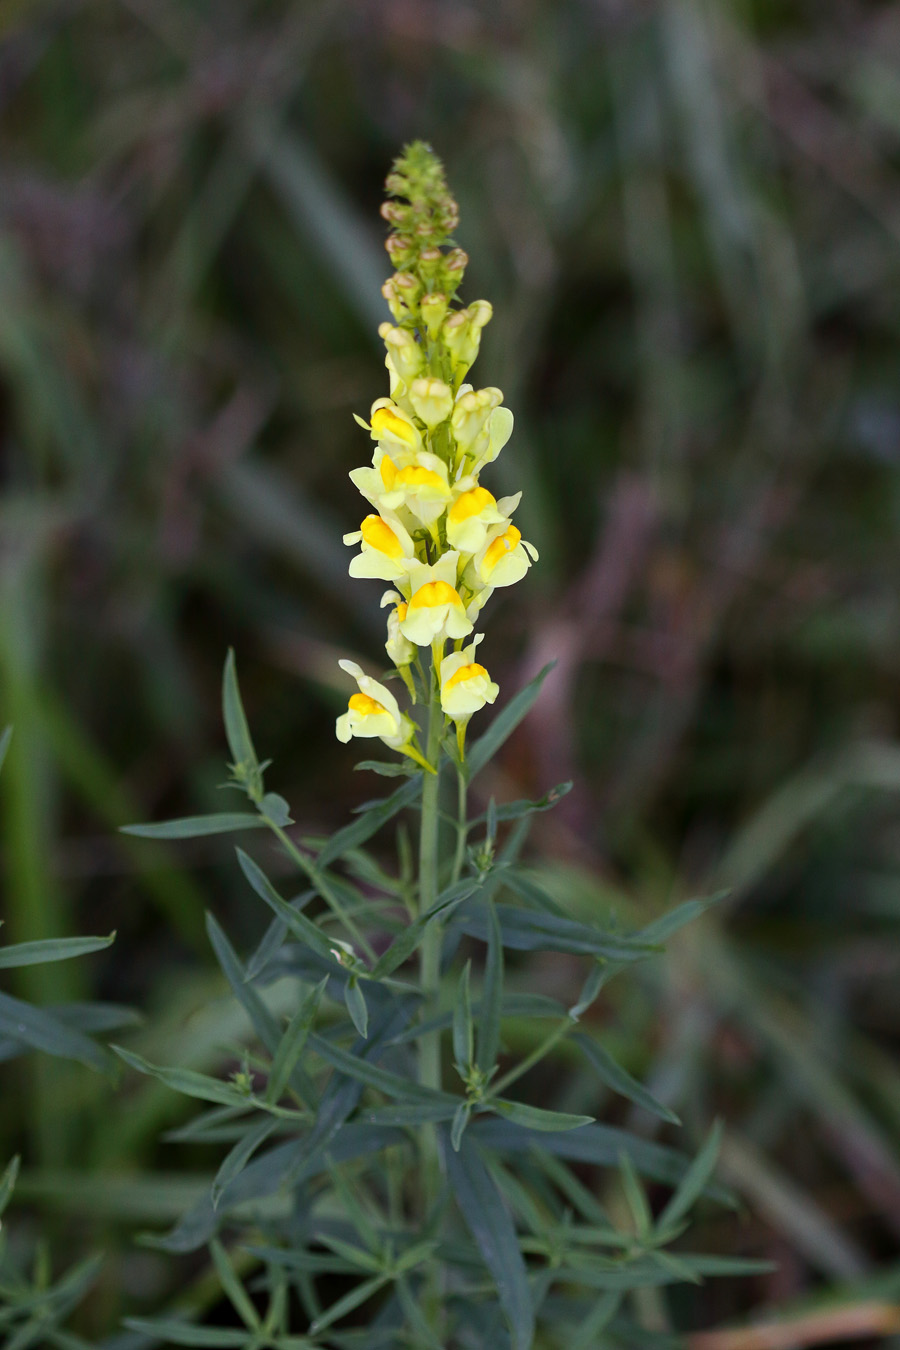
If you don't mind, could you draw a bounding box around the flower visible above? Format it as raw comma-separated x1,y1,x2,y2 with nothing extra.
470,522,538,589
344,512,417,582
446,485,520,555
335,142,536,763
335,660,415,749
400,553,472,647
440,640,499,721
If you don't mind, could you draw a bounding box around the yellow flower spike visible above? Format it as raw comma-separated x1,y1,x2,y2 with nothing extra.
400,553,472,647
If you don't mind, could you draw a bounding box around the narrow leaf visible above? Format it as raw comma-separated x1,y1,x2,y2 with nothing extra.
466,663,555,779
121,814,266,839
491,1099,593,1132
0,933,115,970
0,991,110,1072
452,962,473,1072
0,726,12,776
444,1134,534,1350
345,977,369,1039
123,1320,249,1347
0,1155,20,1217
318,775,422,868
309,1272,390,1334
369,880,478,980
656,1120,724,1233
266,979,326,1104
222,649,259,773
236,848,341,967
211,1118,277,1210
637,892,727,945
210,1239,261,1329
451,1101,471,1151
476,899,503,1075
112,1046,250,1108
575,1034,681,1125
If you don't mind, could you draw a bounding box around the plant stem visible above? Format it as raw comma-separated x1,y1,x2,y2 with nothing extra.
451,765,467,885
262,817,377,963
418,657,444,1218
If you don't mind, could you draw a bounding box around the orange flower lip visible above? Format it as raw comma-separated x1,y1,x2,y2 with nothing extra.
444,661,488,691
409,580,462,610
449,486,496,524
372,406,415,443
360,514,404,558
348,692,387,716
483,524,521,573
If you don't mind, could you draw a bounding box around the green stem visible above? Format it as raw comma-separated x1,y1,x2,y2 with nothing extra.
489,1017,572,1099
451,765,467,886
418,658,444,1218
263,817,377,963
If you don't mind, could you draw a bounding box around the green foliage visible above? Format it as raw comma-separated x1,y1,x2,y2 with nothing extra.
110,653,751,1346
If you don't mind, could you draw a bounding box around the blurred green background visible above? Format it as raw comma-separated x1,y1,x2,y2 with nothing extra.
3,0,900,1343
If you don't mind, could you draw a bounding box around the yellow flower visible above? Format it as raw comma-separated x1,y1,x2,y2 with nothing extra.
451,387,503,458
367,398,421,451
446,485,520,555
400,553,473,646
335,660,415,749
381,590,416,668
343,512,417,582
471,522,538,588
440,640,499,720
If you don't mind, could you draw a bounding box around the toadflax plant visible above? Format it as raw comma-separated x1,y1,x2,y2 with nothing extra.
120,144,760,1349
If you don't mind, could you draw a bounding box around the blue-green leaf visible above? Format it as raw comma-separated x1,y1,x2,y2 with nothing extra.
656,1120,724,1233
236,848,342,967
345,977,369,1039
0,726,12,776
113,1046,251,1108
466,663,555,779
575,1033,681,1125
222,649,259,773
121,813,266,839
491,1099,593,1132
318,775,423,867
266,979,326,1104
477,899,503,1076
444,1133,534,1350
0,933,115,970
0,991,110,1072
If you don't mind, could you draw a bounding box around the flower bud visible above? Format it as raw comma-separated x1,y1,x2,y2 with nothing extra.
451,387,503,451
409,377,454,429
420,291,449,339
378,323,424,384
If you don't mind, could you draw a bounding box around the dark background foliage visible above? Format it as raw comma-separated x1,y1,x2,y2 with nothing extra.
2,0,900,1343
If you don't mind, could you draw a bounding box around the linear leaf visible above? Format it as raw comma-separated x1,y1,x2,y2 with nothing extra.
0,991,109,1072
477,899,503,1076
112,1046,250,1108
121,814,266,839
345,977,369,1039
123,1320,250,1347
472,782,573,823
266,979,326,1104
210,1239,261,1329
0,933,115,970
466,663,555,779
370,880,478,980
444,1133,534,1350
0,1155,20,1217
636,892,727,945
309,1033,457,1107
309,1272,390,1334
222,649,259,773
656,1120,724,1233
211,1118,277,1211
459,904,653,959
491,1100,593,1132
318,775,423,868
0,726,12,776
236,849,341,967
575,1033,681,1125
